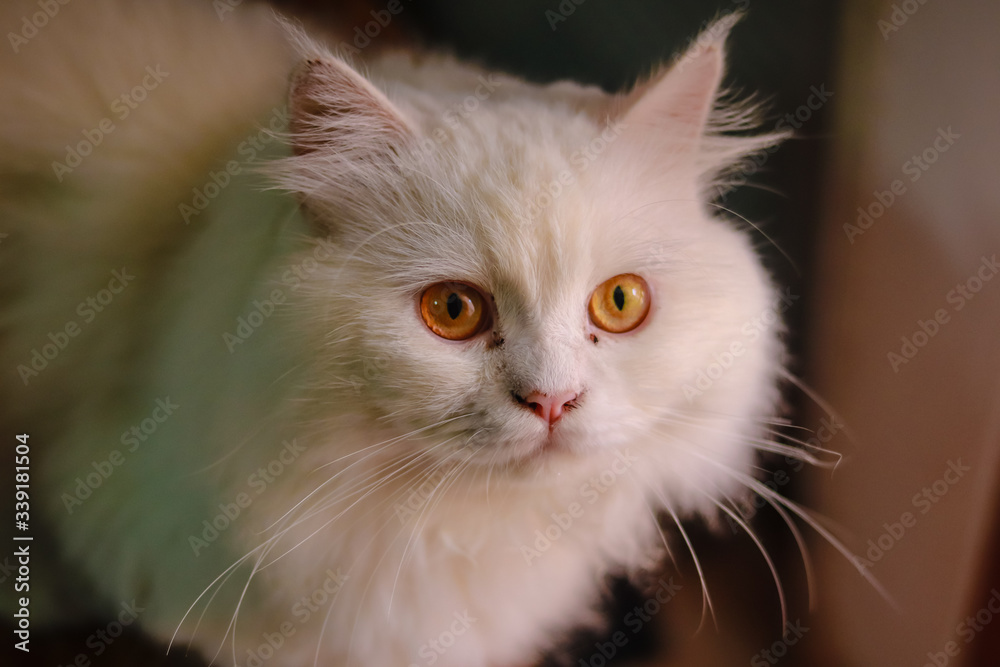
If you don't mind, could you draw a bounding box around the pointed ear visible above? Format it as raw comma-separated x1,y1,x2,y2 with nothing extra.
288,55,414,157
613,14,740,148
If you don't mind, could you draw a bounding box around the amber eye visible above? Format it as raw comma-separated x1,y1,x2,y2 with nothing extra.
420,282,489,340
588,273,651,333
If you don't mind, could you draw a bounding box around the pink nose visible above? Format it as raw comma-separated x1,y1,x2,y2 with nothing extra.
518,391,579,427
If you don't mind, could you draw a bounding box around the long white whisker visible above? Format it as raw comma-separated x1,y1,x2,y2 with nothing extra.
263,413,474,531
759,488,818,611
341,445,471,663
776,368,857,448
654,493,716,633
640,495,678,570
702,491,787,629
705,201,799,275
261,433,468,570
648,411,839,467
685,449,897,609
744,477,897,609
387,449,477,614
169,542,273,652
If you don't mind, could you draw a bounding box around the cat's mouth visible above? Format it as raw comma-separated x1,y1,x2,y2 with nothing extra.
454,423,576,470
519,431,568,460
504,425,581,471
446,397,587,469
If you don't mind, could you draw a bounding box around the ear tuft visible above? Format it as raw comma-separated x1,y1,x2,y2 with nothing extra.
269,19,419,231
599,13,787,197
288,55,414,157
276,17,413,157
614,13,742,145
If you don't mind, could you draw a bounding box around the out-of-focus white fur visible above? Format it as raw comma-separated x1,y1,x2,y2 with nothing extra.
0,2,787,665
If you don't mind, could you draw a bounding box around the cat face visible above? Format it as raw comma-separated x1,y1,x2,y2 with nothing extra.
277,25,785,493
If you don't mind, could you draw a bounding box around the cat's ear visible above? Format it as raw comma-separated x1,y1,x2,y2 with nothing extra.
273,23,418,228
613,14,739,149
288,55,414,157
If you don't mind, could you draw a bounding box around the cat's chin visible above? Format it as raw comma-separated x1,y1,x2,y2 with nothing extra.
501,429,585,471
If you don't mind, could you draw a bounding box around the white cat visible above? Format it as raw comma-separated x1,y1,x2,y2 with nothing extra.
0,2,798,665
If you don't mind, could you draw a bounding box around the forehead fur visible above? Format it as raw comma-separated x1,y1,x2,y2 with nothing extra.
282,68,708,291
273,19,785,343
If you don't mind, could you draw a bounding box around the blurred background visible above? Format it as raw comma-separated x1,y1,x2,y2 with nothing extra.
8,0,1000,665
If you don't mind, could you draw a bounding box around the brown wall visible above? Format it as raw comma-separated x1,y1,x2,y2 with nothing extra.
802,0,1000,664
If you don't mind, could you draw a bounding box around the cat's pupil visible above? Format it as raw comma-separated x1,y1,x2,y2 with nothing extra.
613,285,625,311
446,293,463,320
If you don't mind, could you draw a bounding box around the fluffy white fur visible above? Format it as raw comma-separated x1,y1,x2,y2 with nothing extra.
0,2,789,665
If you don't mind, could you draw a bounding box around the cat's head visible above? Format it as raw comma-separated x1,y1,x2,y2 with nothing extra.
275,16,787,504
